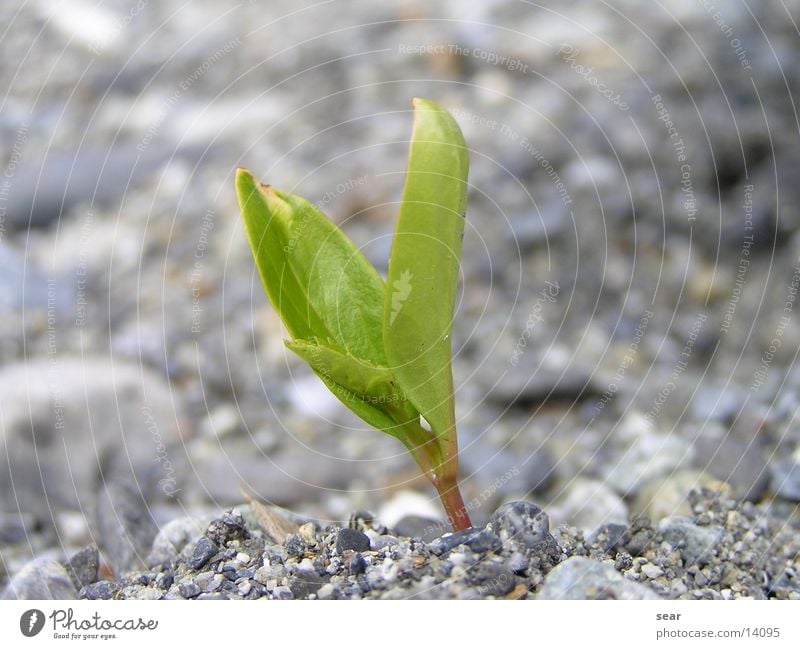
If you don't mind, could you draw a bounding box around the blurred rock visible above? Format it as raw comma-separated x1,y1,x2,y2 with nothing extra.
486,363,600,409
602,428,692,496
691,427,769,502
95,480,158,577
660,516,723,567
147,515,212,568
548,478,628,533
1,557,77,599
537,556,660,599
0,241,73,314
460,440,556,504
394,515,444,542
64,544,99,590
3,145,169,229
770,454,800,502
0,359,186,521
634,469,718,522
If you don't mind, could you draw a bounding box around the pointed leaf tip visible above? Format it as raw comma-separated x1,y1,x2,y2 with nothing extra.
384,98,469,444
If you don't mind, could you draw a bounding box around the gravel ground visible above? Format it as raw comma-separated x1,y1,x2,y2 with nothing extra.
5,489,798,600
1,0,799,599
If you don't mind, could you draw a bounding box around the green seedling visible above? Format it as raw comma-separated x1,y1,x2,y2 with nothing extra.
236,98,471,530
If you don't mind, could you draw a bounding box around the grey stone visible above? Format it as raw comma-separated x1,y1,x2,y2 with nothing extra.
430,528,503,555
79,580,119,600
537,557,661,600
2,558,78,599
469,561,517,597
603,431,691,495
284,534,306,557
186,537,218,570
206,512,251,546
147,515,211,567
660,516,723,566
64,544,99,589
489,501,552,549
369,535,399,551
272,586,294,599
95,480,158,576
120,585,162,600
591,523,629,553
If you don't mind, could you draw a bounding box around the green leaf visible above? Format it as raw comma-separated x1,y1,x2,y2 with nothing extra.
286,338,418,433
384,97,469,442
236,169,386,363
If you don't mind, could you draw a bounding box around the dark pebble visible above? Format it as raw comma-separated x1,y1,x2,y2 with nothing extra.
206,512,251,546
79,580,119,600
349,553,368,575
660,517,723,567
64,544,100,590
614,553,634,571
156,572,174,590
284,534,306,558
596,523,629,553
336,528,371,554
626,530,656,557
187,537,218,570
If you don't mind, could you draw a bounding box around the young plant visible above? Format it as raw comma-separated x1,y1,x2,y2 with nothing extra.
235,98,471,531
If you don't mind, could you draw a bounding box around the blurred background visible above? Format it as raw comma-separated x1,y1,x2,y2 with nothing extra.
2,0,799,580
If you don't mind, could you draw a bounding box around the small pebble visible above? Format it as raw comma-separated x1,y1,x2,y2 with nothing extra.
336,528,371,554
187,537,218,570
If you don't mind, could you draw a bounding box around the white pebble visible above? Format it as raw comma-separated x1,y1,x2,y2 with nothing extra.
642,563,664,579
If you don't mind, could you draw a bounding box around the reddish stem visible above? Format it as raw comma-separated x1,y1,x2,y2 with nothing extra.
434,474,472,531
400,420,472,531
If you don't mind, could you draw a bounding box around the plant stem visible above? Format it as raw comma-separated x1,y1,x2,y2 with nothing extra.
434,474,472,531
400,420,472,531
